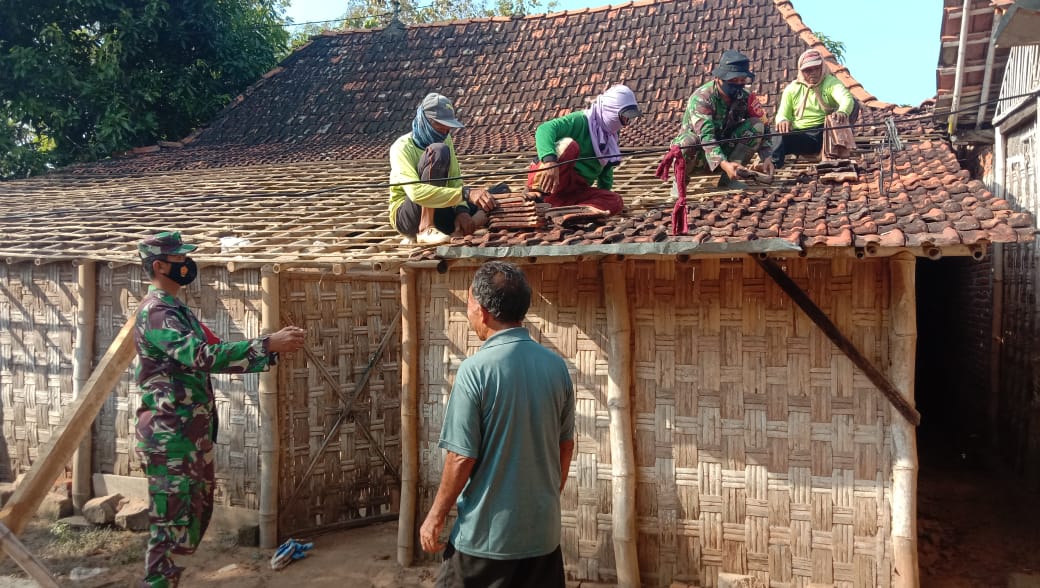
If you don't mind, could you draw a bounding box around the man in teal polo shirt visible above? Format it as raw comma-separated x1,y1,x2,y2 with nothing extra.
420,262,576,587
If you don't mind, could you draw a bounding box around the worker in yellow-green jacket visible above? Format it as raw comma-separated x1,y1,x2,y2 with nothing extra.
387,93,497,245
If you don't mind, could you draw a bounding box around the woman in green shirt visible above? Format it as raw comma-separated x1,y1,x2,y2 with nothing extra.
526,85,641,215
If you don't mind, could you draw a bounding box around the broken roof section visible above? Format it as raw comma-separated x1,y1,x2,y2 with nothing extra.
0,0,1032,264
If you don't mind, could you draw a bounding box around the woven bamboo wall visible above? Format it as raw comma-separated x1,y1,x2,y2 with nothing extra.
417,257,896,587
277,272,402,534
93,265,265,509
0,262,78,482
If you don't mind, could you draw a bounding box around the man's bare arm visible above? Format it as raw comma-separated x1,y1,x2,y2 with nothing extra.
559,439,575,492
419,451,476,553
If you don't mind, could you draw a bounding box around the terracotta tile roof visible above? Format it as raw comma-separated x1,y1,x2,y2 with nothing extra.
57,0,914,175
419,135,1034,260
1,0,1032,264
0,120,1031,265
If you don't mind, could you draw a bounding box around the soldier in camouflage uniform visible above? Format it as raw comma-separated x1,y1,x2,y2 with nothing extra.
670,50,775,190
134,231,305,588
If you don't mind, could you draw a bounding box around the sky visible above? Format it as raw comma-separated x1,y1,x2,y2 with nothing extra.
284,0,942,107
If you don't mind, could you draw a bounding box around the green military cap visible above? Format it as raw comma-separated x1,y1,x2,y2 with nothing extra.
138,231,197,259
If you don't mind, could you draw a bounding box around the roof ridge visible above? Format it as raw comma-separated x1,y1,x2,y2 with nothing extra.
773,0,913,115
309,0,680,31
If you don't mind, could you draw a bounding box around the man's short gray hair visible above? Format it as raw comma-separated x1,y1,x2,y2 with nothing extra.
471,262,531,323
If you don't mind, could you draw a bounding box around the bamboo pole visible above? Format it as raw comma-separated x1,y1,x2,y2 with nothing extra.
0,315,136,537
889,252,919,588
71,261,97,514
601,262,640,587
397,266,419,566
259,269,280,549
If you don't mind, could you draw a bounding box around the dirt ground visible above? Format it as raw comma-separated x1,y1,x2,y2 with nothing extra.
0,520,439,587
2,463,1038,588
918,451,1040,587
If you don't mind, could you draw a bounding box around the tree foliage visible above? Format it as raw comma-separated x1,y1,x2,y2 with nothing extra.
0,0,290,179
814,32,846,65
288,0,557,46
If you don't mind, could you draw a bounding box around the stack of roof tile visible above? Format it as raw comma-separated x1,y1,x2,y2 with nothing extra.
815,159,859,183
487,194,549,230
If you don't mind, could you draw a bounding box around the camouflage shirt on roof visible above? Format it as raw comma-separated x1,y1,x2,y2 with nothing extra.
671,80,773,170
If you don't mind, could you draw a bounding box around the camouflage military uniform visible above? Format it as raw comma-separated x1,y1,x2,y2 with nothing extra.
671,80,773,174
135,232,276,588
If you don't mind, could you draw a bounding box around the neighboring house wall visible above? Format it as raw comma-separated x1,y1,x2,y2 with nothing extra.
992,44,1040,489
0,262,79,482
417,258,899,587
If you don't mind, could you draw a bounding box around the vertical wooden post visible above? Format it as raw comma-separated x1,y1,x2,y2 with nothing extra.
602,262,640,587
71,261,97,514
259,268,280,549
889,252,919,588
398,266,419,566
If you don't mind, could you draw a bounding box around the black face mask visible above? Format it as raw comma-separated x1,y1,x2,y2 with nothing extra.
721,82,746,100
164,257,198,286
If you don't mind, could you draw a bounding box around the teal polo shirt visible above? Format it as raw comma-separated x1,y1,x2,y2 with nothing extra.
439,327,575,559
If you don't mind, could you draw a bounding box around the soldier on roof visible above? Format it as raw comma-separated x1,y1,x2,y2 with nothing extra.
388,93,498,245
133,231,306,588
527,84,642,216
772,49,859,168
669,50,775,190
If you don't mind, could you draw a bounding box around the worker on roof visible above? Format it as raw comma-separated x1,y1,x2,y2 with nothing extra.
668,50,774,190
527,84,642,216
772,49,858,168
388,93,497,246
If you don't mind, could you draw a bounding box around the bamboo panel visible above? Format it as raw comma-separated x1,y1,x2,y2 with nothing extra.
0,262,78,481
277,272,402,534
629,258,895,588
416,262,617,579
414,257,897,587
92,266,263,509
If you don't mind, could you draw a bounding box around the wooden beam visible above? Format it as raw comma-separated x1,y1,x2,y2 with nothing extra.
752,256,922,426
0,521,60,588
0,315,137,536
602,262,640,587
398,267,419,567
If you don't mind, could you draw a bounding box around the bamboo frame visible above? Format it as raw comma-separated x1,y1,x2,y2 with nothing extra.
601,262,640,587
280,314,402,513
259,269,280,548
889,252,919,588
398,266,419,566
71,261,97,514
